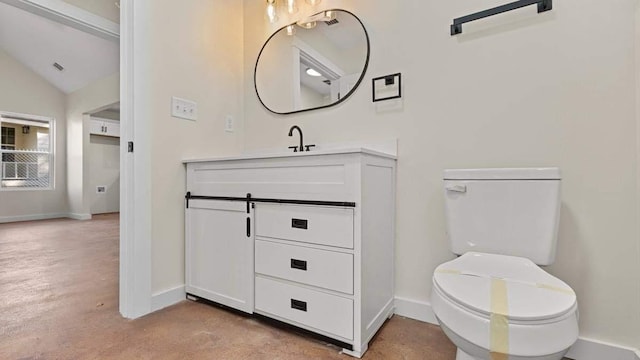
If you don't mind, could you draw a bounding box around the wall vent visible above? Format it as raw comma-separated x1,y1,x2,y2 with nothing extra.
324,19,339,26
53,62,64,71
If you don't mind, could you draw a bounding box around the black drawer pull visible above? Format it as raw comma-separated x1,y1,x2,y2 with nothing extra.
291,218,308,229
291,299,307,312
290,259,307,271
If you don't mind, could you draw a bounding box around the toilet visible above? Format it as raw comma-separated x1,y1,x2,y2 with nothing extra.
431,168,578,360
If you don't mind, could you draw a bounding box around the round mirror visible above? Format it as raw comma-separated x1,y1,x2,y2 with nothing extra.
254,10,370,115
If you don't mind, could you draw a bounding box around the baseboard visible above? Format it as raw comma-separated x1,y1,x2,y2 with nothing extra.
0,213,68,223
394,296,438,325
151,285,186,312
393,296,640,360
67,213,92,220
565,338,640,360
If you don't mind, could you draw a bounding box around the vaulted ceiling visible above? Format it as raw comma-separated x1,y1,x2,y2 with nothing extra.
0,1,119,94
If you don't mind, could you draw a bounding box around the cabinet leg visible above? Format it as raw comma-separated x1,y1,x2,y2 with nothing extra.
340,343,367,358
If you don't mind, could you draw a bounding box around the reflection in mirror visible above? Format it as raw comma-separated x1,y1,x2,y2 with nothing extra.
255,10,369,115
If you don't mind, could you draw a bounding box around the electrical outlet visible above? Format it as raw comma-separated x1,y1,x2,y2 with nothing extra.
171,96,198,121
97,186,106,194
224,115,234,133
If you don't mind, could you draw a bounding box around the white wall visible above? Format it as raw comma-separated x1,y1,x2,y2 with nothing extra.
66,73,119,218
131,0,244,295
0,50,68,221
255,31,296,112
243,0,640,350
300,83,325,109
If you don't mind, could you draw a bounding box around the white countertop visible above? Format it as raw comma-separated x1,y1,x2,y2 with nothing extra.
182,147,397,164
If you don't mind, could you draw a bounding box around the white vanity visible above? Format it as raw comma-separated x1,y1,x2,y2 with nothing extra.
183,148,396,357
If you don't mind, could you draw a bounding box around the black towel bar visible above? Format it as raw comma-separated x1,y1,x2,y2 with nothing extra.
451,0,552,36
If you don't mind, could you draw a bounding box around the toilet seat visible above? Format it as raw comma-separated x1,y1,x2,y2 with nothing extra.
431,252,579,358
434,252,577,323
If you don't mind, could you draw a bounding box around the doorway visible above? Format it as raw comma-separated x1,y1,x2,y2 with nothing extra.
87,102,121,216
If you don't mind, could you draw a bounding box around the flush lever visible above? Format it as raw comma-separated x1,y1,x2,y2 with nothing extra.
446,185,467,193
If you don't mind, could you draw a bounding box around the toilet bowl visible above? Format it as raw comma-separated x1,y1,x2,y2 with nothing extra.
431,252,578,360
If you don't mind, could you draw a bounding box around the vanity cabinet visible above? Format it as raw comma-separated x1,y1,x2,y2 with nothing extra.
184,149,396,358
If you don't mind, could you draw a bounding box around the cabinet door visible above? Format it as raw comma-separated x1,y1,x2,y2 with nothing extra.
103,120,120,137
186,200,254,313
89,119,105,135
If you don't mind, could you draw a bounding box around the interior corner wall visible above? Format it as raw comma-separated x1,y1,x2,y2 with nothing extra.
0,50,68,221
66,73,119,218
133,0,244,295
243,0,640,350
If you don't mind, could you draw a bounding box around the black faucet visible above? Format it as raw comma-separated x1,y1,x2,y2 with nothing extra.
288,125,304,152
288,125,316,152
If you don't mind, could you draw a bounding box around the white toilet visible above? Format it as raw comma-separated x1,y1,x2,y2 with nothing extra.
431,168,578,360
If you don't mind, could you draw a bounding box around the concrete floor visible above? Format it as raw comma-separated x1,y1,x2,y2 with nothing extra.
0,214,457,359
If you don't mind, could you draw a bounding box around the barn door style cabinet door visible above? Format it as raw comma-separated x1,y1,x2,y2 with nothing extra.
184,148,396,358
185,199,254,314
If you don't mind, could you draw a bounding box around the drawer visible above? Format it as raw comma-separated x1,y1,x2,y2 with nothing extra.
255,240,353,294
256,204,354,249
255,276,353,340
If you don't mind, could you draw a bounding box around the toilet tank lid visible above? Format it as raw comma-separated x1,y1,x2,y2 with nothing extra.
444,168,561,180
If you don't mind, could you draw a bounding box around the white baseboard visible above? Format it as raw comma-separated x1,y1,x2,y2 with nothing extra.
393,296,639,360
394,296,438,325
565,338,640,360
67,213,92,220
0,213,68,223
151,285,186,312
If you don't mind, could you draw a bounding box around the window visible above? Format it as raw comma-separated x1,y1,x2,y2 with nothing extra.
0,113,54,190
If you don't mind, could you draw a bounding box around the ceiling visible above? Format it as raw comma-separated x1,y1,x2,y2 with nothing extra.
0,2,119,94
318,12,364,51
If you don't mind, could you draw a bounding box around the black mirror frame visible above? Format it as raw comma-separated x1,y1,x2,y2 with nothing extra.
254,9,370,115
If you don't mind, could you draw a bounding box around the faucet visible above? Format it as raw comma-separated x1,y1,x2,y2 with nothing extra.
288,125,303,152
288,125,316,152
287,125,315,152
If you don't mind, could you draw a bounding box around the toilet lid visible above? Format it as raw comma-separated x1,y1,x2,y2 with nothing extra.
433,252,577,322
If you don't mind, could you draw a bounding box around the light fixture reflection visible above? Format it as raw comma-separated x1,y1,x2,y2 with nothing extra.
305,0,322,5
306,68,322,77
297,20,317,29
286,25,296,36
324,10,336,21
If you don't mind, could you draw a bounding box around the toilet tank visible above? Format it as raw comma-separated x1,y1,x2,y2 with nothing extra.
443,168,561,265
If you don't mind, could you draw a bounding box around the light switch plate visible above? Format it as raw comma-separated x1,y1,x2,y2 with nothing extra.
172,96,198,121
